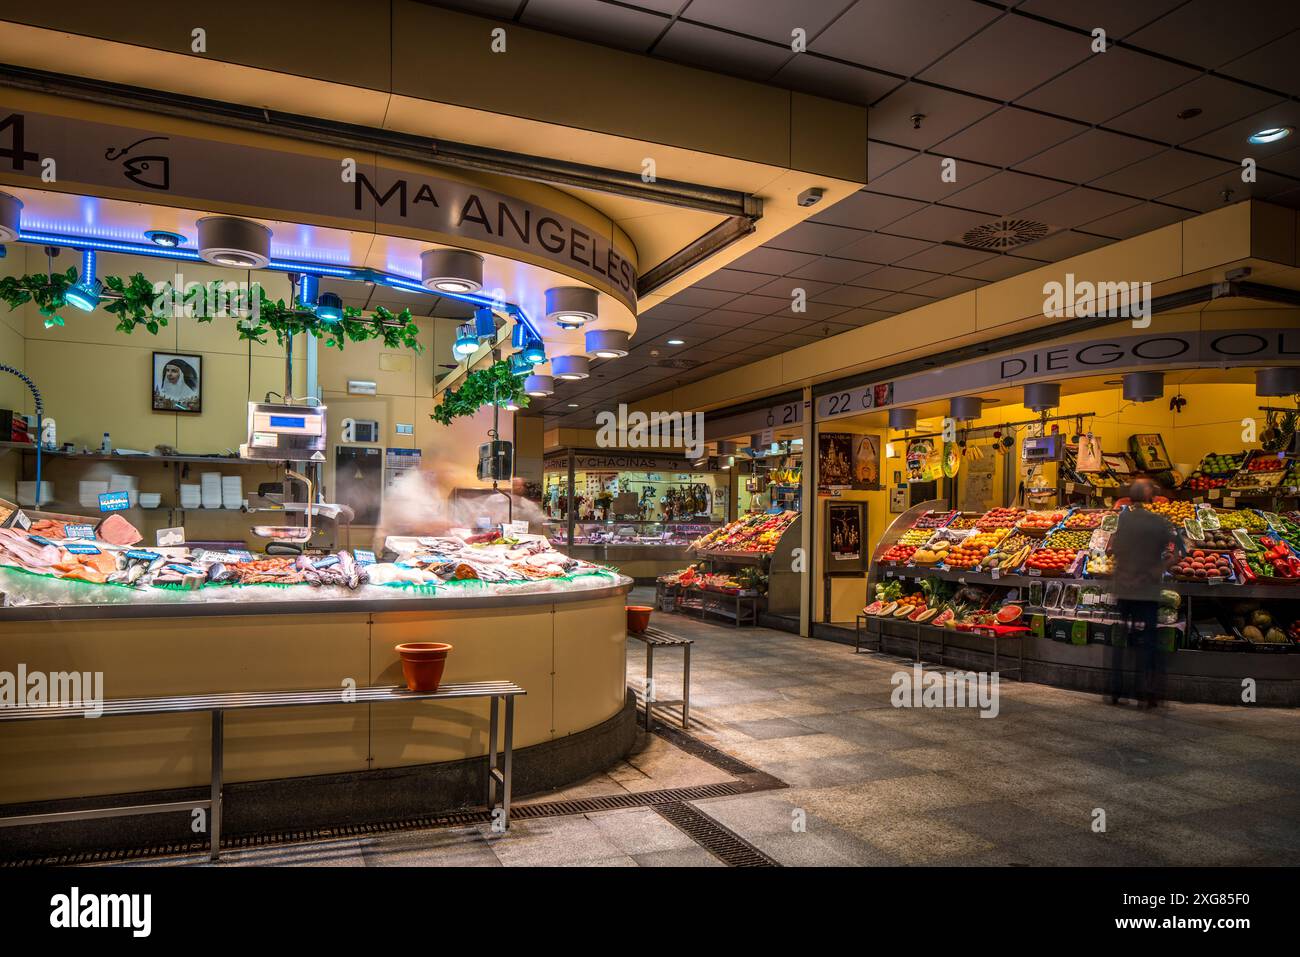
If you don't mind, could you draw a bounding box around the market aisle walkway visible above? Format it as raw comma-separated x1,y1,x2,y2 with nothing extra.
142,589,1300,867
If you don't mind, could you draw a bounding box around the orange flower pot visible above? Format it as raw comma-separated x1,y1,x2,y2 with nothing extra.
395,642,453,692
626,605,653,634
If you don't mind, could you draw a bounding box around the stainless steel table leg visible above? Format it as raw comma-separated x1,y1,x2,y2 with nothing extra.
210,709,223,863
681,643,691,729
645,644,655,730
488,695,500,810
502,697,515,829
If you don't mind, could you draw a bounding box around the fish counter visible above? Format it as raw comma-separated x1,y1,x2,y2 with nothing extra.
0,518,636,833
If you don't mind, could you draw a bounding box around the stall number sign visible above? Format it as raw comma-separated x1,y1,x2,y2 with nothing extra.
354,549,376,565
98,491,132,512
64,524,95,539
816,381,895,422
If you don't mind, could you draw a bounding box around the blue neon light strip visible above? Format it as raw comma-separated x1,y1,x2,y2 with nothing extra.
18,230,541,340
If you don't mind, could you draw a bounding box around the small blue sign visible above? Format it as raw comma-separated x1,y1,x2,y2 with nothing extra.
27,535,55,546
354,549,376,565
231,550,254,564
313,556,339,569
126,549,162,562
168,563,200,575
99,491,131,512
64,542,101,555
64,524,96,540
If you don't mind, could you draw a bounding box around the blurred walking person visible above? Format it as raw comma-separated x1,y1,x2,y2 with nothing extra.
1106,477,1183,706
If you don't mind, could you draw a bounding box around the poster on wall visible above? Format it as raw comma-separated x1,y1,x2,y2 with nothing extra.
818,433,854,489
905,437,942,482
852,435,881,489
958,454,996,513
152,352,202,413
826,501,864,564
1129,433,1172,472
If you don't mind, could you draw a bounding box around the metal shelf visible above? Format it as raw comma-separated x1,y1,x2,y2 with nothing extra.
4,444,269,467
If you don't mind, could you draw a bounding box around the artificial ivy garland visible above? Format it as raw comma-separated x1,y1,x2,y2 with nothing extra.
0,270,424,352
431,360,529,426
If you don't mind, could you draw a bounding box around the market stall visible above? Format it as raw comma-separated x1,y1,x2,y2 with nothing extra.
857,497,1300,704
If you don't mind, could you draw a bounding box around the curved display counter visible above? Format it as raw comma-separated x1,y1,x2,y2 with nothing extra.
0,575,634,832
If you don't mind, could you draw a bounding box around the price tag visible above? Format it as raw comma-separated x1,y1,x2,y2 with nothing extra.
354,549,376,565
232,550,254,563
991,568,1001,580
1028,568,1041,577
1209,489,1222,500
64,541,101,555
156,526,186,547
126,549,162,562
886,569,894,577
505,520,530,537
27,534,55,546
1222,497,1236,509
10,510,30,530
1192,497,1204,505
313,555,340,569
98,491,131,512
167,562,200,575
65,524,95,540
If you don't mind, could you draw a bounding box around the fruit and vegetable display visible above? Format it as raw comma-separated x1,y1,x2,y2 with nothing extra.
976,507,1025,530
1246,537,1300,580
1042,529,1092,551
1186,527,1238,551
947,515,981,530
1245,453,1287,472
1145,500,1196,523
1199,452,1245,476
1169,549,1235,582
913,510,957,529
659,563,767,593
880,543,918,564
1086,553,1115,576
1063,510,1103,530
1023,548,1080,575
689,510,798,553
1216,509,1268,532
1017,511,1064,535
1184,475,1230,491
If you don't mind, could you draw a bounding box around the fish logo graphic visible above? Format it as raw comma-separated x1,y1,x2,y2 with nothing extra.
105,136,171,190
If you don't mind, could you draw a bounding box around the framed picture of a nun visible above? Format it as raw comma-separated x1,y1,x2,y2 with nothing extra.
152,352,203,413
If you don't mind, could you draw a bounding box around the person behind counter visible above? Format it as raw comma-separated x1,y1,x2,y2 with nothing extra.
1106,476,1184,707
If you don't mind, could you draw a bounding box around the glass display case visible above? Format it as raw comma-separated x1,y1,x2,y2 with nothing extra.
545,520,719,547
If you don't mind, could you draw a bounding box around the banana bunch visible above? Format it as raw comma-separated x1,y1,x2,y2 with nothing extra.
978,543,1031,572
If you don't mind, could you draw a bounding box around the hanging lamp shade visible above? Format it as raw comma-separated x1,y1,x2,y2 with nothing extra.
888,408,918,430
1122,371,1164,402
1023,382,1061,412
1256,367,1300,396
948,396,984,420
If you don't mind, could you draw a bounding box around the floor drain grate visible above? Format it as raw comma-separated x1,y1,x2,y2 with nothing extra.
653,802,780,867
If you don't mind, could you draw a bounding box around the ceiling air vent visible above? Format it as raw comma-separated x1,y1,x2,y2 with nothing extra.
652,357,700,370
960,218,1050,251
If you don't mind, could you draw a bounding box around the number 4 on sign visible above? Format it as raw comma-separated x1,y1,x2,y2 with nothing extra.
0,114,40,171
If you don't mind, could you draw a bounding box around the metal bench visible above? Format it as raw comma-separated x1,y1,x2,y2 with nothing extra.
0,680,526,862
627,626,693,730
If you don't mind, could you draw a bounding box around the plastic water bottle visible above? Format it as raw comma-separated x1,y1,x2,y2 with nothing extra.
101,432,112,454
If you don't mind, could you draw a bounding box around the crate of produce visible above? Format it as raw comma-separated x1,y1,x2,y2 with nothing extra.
1084,553,1115,577
1198,451,1246,478
1183,526,1238,551
1016,510,1065,538
1023,547,1081,577
878,543,918,565
1168,549,1236,584
975,506,1025,531
896,527,936,547
913,509,957,529
1241,536,1300,584
1214,508,1270,533
1197,632,1250,652
1062,509,1104,530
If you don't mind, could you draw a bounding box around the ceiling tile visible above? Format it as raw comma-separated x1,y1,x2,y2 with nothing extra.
723,293,790,315
945,170,1072,215
1014,230,1112,262
835,231,935,264
682,0,849,43
664,286,741,308
1155,168,1300,212
1182,101,1300,163
638,303,707,323
726,246,816,275
520,0,667,51
811,190,926,230
752,314,812,333
955,255,1041,280
720,326,785,344
768,299,852,321
1013,128,1164,182
873,292,936,312
881,205,994,243
1127,0,1300,69
894,242,997,272
697,309,772,327
908,274,985,298
867,83,1000,151
1011,187,1141,228
920,15,1091,100
751,276,835,299
1257,146,1300,179
811,0,1000,76
786,256,881,282
1089,149,1236,199
1016,48,1200,125
863,153,999,202
695,268,778,293
654,21,791,80
767,220,866,254
1014,0,1185,39
1076,201,1192,239
1220,29,1300,96
1106,75,1282,145
934,107,1087,167
771,55,902,106
834,308,896,325
867,142,921,182
851,264,943,291
811,285,894,307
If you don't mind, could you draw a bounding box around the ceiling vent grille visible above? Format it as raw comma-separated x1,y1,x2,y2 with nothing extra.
961,218,1050,250
652,357,700,369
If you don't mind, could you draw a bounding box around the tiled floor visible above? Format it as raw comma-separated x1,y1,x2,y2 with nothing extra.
144,587,1300,867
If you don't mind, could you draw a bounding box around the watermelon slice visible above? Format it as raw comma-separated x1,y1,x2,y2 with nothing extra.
933,607,955,626
863,601,884,615
996,604,1023,624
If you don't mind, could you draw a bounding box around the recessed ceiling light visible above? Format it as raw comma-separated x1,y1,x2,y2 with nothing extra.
567,403,579,408
1249,126,1292,144
145,229,185,247
667,338,685,346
